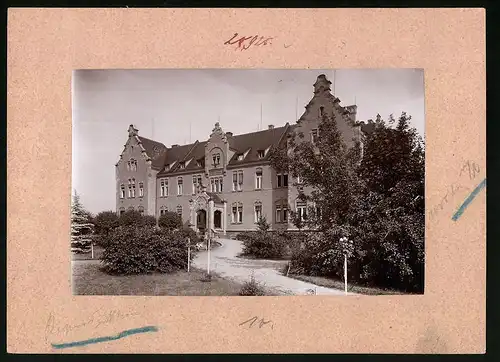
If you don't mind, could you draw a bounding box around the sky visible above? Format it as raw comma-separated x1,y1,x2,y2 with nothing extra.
72,68,425,214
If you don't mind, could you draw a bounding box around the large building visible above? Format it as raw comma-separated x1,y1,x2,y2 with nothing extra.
115,74,370,235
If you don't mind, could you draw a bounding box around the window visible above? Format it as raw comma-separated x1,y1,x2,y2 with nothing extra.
176,205,182,217
232,171,243,191
238,203,243,223
139,182,144,197
128,178,136,198
319,106,325,118
296,201,307,221
119,207,125,216
128,206,134,211
120,184,125,199
160,179,168,197
277,173,288,188
212,153,221,166
160,206,167,216
275,201,288,223
177,177,183,195
231,203,243,223
138,206,144,216
232,204,237,223
257,150,265,159
237,154,244,161
238,171,243,190
255,168,262,190
179,162,185,169
210,176,223,193
196,158,205,167
254,202,263,223
311,129,319,145
127,158,137,172
192,175,202,194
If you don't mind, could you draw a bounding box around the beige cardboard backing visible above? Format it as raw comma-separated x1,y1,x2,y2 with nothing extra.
7,8,486,354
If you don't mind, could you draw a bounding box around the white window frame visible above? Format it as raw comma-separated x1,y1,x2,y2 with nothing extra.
232,172,238,191
296,201,307,221
120,184,125,199
254,202,263,223
139,182,144,197
237,203,243,223
255,168,263,190
177,177,183,195
231,204,237,224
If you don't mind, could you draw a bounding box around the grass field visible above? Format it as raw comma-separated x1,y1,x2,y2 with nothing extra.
72,260,276,296
285,274,410,295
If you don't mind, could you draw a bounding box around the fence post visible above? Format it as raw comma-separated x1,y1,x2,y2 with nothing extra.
187,237,191,272
344,253,347,295
91,243,94,259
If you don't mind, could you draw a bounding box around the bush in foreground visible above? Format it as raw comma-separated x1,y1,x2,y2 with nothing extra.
101,226,196,275
158,211,182,231
239,275,266,296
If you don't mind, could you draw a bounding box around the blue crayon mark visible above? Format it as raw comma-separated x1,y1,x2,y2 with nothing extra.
452,178,486,221
51,326,159,349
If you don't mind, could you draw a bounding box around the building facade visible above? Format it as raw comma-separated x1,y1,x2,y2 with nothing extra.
115,74,368,235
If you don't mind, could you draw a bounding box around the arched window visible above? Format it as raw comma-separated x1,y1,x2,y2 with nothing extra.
177,177,183,195
138,206,144,216
128,206,134,211
139,182,144,197
254,201,263,223
159,206,168,216
127,158,137,172
231,202,243,224
120,184,125,199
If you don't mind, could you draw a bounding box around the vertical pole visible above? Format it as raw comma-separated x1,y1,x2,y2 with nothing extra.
207,236,211,275
344,253,347,295
187,238,191,272
91,243,94,259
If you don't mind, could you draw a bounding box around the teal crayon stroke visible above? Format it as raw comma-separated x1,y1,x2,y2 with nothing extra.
51,326,159,349
452,178,486,221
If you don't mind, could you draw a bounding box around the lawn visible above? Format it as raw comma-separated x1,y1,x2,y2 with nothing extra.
285,274,410,295
71,245,105,261
72,260,260,296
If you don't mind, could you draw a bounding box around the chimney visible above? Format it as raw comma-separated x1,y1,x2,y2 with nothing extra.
225,131,233,137
171,144,179,148
268,124,274,130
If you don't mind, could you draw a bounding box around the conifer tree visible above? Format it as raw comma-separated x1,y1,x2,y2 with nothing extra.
71,191,94,253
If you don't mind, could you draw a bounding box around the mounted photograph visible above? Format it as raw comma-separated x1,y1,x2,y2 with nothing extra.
71,69,425,296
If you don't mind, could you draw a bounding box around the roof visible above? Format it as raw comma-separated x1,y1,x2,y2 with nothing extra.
137,136,167,169
226,124,290,166
207,192,223,203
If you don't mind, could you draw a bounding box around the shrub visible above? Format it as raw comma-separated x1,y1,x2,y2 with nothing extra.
158,211,182,231
93,211,119,236
241,231,287,259
143,215,157,227
101,226,197,275
239,275,266,296
119,210,145,227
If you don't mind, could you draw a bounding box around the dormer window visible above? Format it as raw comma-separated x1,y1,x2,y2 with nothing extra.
257,150,265,159
212,153,221,166
196,158,205,167
179,162,185,169
237,154,244,161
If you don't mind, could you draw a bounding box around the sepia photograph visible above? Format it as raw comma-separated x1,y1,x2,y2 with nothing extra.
71,69,425,296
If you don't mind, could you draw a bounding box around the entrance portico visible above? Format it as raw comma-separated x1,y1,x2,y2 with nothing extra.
189,185,227,236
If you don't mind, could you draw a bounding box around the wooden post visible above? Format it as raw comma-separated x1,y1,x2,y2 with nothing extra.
187,238,191,272
91,243,94,259
207,235,211,275
344,253,347,295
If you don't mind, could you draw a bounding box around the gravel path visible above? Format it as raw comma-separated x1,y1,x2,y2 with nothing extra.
192,238,353,296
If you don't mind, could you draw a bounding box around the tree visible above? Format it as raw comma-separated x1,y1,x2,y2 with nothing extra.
93,211,119,235
256,216,270,232
270,112,363,232
71,191,94,253
158,211,182,231
119,210,145,227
